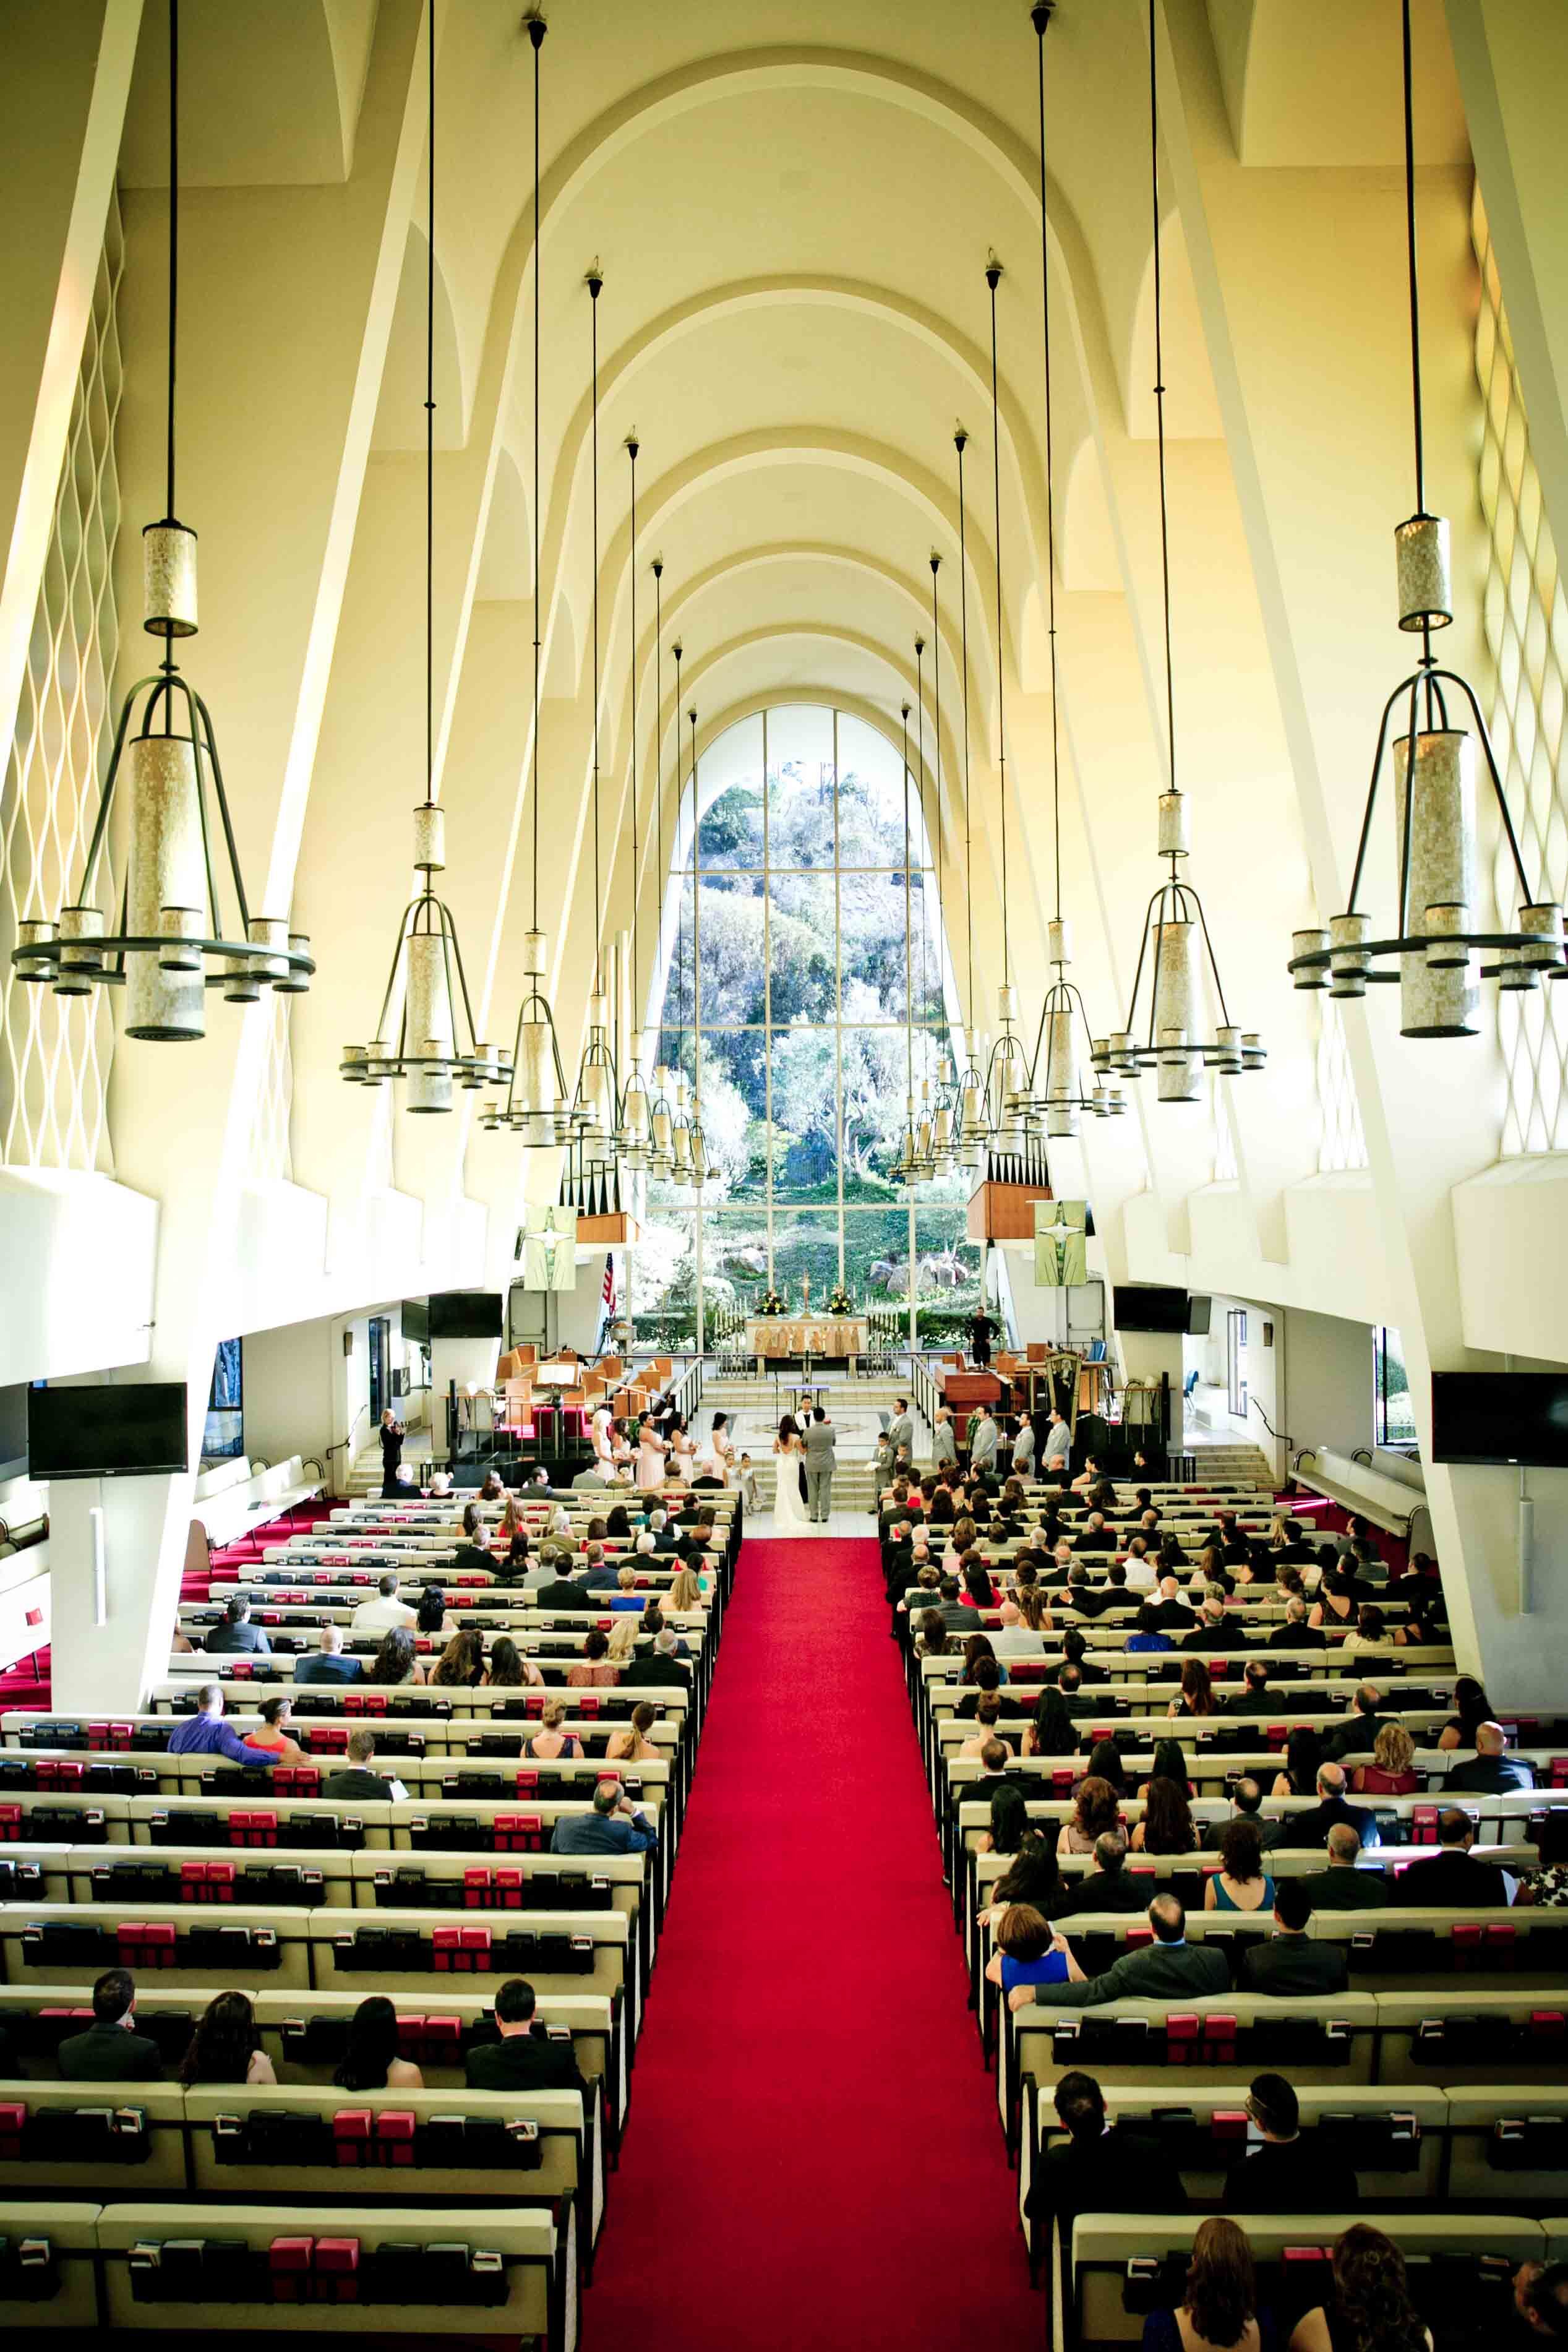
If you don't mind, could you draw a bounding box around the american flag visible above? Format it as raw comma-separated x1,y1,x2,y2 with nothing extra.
601,1253,617,1313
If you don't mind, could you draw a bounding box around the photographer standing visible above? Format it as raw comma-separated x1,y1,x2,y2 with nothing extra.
379,1406,406,1498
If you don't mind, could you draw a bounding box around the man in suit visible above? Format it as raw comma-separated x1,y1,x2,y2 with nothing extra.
642,1507,679,1555
1074,1510,1116,1553
322,1726,405,1803
293,1623,364,1686
1053,1831,1150,1916
1321,1685,1393,1764
1277,1762,1381,1850
1203,1779,1285,1855
550,1777,658,1856
1049,1894,1231,2007
1041,1408,1072,1479
1223,2075,1336,2214
968,1407,1000,1474
465,1977,590,2106
620,1631,690,1689
1396,1808,1513,1907
881,1522,915,1607
886,1399,915,1461
204,1596,272,1656
1238,1878,1350,1995
1446,1721,1536,1796
1147,1574,1196,1633
1298,1821,1394,1908
1224,1660,1277,1717
533,1566,591,1612
58,1968,164,2081
1182,1590,1248,1652
1269,1596,1326,1650
803,1406,838,1523
1026,2069,1186,2228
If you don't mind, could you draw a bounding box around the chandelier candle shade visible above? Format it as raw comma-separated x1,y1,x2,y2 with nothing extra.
569,265,621,1159
1285,0,1562,1029
1094,0,1262,1103
15,0,313,1027
950,425,988,1173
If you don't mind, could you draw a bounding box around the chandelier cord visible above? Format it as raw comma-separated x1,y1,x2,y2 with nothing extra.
1037,9,1063,927
930,555,942,1029
528,12,545,929
955,429,974,1032
588,270,601,992
902,703,914,1109
422,1,435,809
164,0,179,531
915,638,928,1036
1148,0,1178,809
987,263,1009,984
1400,0,1427,528
628,445,639,1036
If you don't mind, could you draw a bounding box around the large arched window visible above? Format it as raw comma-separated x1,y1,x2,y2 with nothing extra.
630,703,986,1349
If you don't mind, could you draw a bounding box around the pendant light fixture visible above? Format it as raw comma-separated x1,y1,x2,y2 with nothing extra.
927,552,959,1174
1025,2,1125,1136
616,436,652,1169
567,265,621,1155
684,706,709,1193
893,697,921,1189
977,255,1037,1152
485,11,578,1144
910,638,938,1179
1287,0,1561,1023
666,703,698,1188
646,626,680,1178
951,426,989,1171
15,0,314,1026
1092,1,1264,1103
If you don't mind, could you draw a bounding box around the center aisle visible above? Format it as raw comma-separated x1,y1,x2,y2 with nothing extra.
586,1536,1039,2348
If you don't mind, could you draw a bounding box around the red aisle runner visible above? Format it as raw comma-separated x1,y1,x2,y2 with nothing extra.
585,1537,1039,2348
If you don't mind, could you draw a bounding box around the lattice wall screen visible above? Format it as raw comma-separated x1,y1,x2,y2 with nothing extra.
1473,184,1568,1154
0,188,124,1171
1315,996,1369,1173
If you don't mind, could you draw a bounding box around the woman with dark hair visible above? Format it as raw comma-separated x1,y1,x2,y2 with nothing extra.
1344,1603,1392,1654
928,1487,956,1527
1272,1725,1326,1801
1058,1775,1123,1856
981,1784,1029,1856
962,1558,996,1612
179,1990,274,2087
416,1586,455,1639
461,1500,484,1539
980,1829,1068,1926
1437,1674,1493,1753
1128,1601,1175,1654
1139,1738,1192,1799
1309,1566,1360,1635
1205,1817,1274,1913
1026,1686,1076,1761
1287,2221,1431,2352
1195,1545,1234,1595
431,1629,485,1688
606,1503,632,1540
367,1626,424,1686
961,1632,1001,1683
1159,1534,1189,1573
494,1531,531,1582
485,1635,543,1689
1142,2216,1266,2352
1086,1737,1128,1795
1133,1771,1197,1855
1169,1657,1216,1719
983,1902,1079,2009
249,1696,307,1766
333,1995,423,2092
567,1627,618,1688
915,1609,949,1658
970,1489,992,1528
1518,1806,1568,1907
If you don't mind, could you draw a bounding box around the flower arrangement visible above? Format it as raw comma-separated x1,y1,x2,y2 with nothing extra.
825,1286,855,1317
756,1290,787,1317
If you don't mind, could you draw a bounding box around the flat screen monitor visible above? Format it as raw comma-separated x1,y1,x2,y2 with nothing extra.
1186,1294,1213,1337
400,1298,430,1348
1113,1284,1189,1336
427,1290,503,1341
1430,1371,1568,1467
27,1383,189,1480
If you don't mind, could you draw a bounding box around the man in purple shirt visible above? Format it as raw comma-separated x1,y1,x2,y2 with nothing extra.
167,1683,276,1766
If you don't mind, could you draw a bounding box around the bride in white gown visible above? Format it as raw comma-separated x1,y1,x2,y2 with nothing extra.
771,1414,811,1531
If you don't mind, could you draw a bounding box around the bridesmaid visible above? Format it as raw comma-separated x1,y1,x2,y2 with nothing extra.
636,1415,669,1490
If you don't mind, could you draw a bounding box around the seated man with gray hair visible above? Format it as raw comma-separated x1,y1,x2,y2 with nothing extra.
294,1621,363,1686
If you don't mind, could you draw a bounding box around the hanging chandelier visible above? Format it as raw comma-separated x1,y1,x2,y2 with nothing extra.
645,632,683,1179
925,554,959,1175
977,256,1039,1154
15,0,314,1028
910,640,940,1180
341,2,500,1107
1092,0,1263,1103
616,436,653,1170
1024,2,1125,1137
567,265,622,1157
484,11,578,1145
893,698,929,1190
949,426,989,1172
1287,0,1561,1024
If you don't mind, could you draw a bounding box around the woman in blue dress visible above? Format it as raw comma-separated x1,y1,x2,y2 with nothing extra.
1142,2217,1274,2352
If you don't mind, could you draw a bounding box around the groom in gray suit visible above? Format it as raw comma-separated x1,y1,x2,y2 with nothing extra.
803,1407,838,1523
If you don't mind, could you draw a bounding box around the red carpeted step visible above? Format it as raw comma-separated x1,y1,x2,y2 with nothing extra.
585,1538,1037,2348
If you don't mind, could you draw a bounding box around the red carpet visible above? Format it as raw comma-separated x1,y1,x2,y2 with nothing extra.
585,1537,1039,2348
